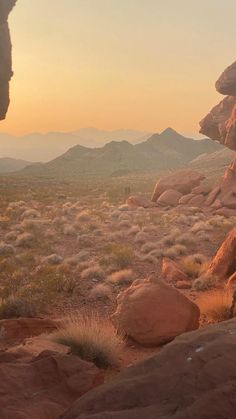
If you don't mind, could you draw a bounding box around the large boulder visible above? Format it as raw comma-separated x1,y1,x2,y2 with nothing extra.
215,61,236,96
0,0,16,119
0,349,103,419
206,227,236,279
112,278,200,346
151,170,204,202
157,189,183,206
200,61,236,211
62,318,236,419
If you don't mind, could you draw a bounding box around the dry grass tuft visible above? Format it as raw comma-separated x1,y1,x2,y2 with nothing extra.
108,269,134,285
0,296,39,319
199,290,232,322
50,313,124,368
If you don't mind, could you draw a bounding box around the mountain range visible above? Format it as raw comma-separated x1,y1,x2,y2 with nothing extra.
19,128,224,178
0,128,152,162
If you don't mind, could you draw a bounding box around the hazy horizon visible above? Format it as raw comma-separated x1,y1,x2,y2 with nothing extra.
1,0,235,136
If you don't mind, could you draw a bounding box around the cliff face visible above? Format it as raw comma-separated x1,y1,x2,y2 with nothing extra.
200,62,236,151
199,62,236,213
0,0,16,120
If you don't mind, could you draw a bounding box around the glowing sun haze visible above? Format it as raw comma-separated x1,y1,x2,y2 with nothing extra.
1,0,236,135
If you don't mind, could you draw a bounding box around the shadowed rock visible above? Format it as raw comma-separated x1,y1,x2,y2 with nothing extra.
62,318,236,419
0,0,16,120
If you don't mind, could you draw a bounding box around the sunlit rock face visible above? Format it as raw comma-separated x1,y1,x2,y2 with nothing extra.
200,62,236,211
200,62,236,151
0,0,16,120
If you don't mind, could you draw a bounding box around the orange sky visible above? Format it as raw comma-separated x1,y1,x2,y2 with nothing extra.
1,0,235,135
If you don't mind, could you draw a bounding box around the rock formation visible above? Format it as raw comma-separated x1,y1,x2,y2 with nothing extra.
200,61,236,210
0,0,16,120
62,318,236,419
112,277,200,346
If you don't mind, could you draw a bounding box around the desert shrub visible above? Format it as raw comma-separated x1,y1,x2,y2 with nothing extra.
89,284,111,300
15,232,34,248
103,243,134,269
127,225,140,236
118,220,131,229
192,274,219,291
108,269,134,285
0,242,15,256
63,224,77,236
5,231,20,242
140,254,158,264
43,254,63,265
191,221,213,234
199,290,232,322
182,254,208,278
164,244,187,259
50,314,124,368
81,264,105,281
175,233,195,246
196,231,211,242
22,209,41,219
76,210,92,223
134,232,148,244
141,242,157,254
0,296,39,319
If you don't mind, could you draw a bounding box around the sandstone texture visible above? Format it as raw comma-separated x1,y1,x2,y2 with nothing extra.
199,60,236,211
0,348,103,419
0,0,16,119
151,170,204,202
62,318,236,419
162,257,189,283
206,227,236,279
112,278,200,346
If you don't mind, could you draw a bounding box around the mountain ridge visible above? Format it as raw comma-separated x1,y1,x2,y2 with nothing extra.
19,129,223,178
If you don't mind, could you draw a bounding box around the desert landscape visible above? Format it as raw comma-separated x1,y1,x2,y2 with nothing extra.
0,1,236,418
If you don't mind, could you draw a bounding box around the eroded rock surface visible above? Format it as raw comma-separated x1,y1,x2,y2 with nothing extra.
112,277,200,346
0,0,16,119
206,227,236,279
151,170,204,202
0,349,103,419
62,318,236,419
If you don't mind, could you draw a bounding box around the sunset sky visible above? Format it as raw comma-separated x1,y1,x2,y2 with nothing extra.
1,0,236,135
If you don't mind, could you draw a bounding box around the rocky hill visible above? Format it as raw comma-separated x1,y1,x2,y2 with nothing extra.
0,157,32,173
20,128,223,178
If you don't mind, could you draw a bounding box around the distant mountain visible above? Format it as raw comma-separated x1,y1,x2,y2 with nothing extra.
0,157,32,173
20,128,223,178
0,128,152,162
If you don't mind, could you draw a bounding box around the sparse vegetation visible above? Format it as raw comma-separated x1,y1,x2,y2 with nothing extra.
50,314,124,368
199,290,232,322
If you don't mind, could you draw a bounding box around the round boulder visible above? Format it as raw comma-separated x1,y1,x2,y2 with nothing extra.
112,278,200,346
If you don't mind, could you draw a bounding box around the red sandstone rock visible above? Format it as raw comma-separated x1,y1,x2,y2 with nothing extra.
188,194,205,207
0,317,57,343
112,278,199,346
206,228,236,279
0,0,16,119
0,350,103,419
162,257,189,283
157,189,183,206
126,195,156,208
216,61,236,96
151,170,204,202
192,184,211,195
62,318,236,419
227,271,236,289
178,193,195,205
